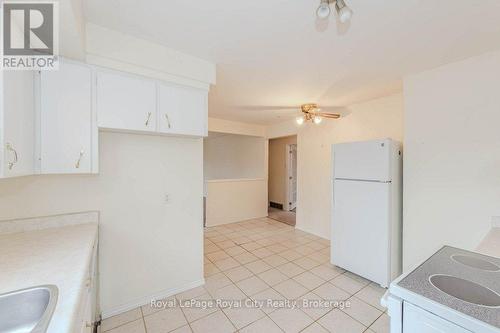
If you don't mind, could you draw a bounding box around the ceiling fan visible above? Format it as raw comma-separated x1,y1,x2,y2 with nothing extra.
237,103,344,125
296,103,341,125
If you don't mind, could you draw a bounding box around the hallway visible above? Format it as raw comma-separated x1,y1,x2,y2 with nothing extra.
268,207,296,226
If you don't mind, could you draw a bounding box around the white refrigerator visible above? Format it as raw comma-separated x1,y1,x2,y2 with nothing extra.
331,138,402,287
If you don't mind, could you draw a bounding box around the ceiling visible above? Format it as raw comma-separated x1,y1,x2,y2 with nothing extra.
84,0,500,125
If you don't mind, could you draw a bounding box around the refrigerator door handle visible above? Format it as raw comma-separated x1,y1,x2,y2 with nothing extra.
332,178,335,208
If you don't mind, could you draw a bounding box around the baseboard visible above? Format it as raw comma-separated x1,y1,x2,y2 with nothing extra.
269,202,283,210
101,278,205,319
294,224,330,241
206,214,268,227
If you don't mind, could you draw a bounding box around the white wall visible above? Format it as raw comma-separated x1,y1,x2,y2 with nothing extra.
403,51,500,271
209,117,266,137
206,179,268,226
266,119,299,139
203,132,268,225
0,132,204,316
86,24,215,90
204,133,266,180
267,94,404,239
60,0,87,60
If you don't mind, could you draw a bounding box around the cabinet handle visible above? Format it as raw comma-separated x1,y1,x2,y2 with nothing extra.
145,112,152,126
75,149,84,169
165,114,171,129
5,143,18,170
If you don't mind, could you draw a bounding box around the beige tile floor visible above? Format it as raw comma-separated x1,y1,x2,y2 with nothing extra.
102,217,390,333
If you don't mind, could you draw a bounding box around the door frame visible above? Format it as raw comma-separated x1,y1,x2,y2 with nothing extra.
284,143,297,211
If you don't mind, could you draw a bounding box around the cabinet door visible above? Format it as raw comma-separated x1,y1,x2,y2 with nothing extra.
158,83,207,136
403,303,471,333
0,70,35,178
40,61,95,174
97,70,157,132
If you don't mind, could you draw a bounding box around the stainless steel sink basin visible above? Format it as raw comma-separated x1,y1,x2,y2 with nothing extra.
430,274,500,307
0,285,58,333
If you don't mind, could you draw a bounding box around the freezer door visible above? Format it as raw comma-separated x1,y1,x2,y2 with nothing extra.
332,179,391,286
333,139,391,182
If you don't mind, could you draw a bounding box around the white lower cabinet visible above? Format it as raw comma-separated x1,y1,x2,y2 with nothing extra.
39,61,97,174
0,70,35,178
403,303,471,333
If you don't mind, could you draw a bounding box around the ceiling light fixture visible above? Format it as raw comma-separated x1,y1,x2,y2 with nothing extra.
316,0,331,19
316,0,353,22
295,103,340,126
335,0,353,23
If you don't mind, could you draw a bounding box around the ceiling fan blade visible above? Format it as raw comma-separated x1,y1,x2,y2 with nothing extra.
316,106,344,112
315,112,341,119
317,106,351,117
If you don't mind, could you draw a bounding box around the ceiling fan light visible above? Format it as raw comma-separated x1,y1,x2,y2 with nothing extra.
313,116,323,124
296,116,305,125
335,0,353,23
316,0,331,19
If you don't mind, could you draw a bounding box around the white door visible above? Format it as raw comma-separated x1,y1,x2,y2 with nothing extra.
332,179,390,286
287,144,298,211
403,303,472,333
40,61,94,174
1,70,35,177
158,83,208,136
96,70,157,132
334,139,392,182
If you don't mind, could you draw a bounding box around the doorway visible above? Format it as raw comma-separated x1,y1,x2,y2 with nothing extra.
268,136,297,226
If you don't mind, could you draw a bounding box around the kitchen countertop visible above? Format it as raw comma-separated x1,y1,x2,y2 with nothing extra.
397,246,500,329
0,222,98,333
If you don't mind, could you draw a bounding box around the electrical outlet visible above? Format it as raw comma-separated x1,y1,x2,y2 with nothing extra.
165,194,170,203
492,216,500,228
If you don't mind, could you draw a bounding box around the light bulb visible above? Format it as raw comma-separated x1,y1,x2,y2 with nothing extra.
313,116,323,124
316,2,331,19
335,0,353,23
296,116,305,125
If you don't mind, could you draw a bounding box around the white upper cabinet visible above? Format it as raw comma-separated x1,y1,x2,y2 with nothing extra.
96,70,157,132
1,59,207,177
40,61,97,174
0,70,35,178
158,83,208,136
